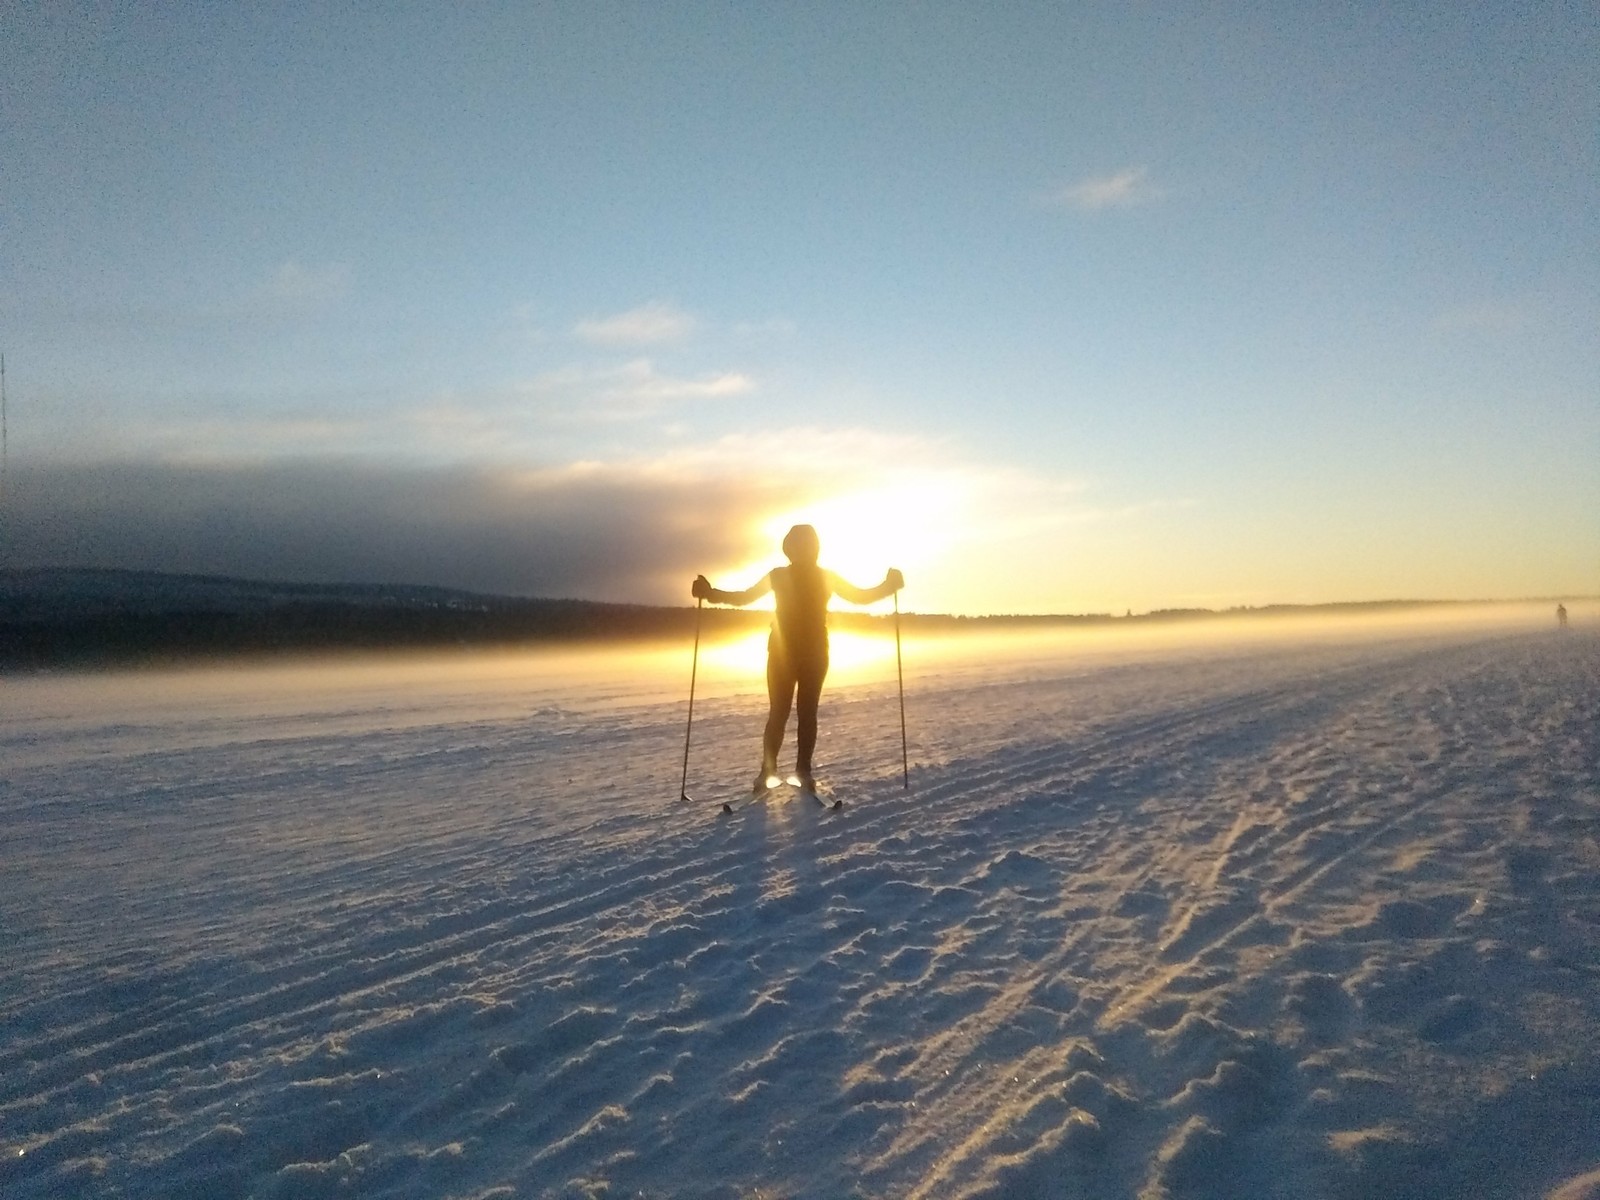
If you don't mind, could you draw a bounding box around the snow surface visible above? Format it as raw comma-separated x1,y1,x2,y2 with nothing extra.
3,611,1598,1199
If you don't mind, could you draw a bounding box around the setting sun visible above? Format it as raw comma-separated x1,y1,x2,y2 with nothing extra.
734,475,967,600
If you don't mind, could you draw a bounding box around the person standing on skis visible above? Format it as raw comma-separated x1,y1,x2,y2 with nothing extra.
692,524,903,794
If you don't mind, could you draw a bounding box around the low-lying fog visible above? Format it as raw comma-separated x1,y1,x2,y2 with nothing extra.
5,601,1578,768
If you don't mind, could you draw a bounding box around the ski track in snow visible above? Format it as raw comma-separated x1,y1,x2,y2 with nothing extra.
2,624,1598,1199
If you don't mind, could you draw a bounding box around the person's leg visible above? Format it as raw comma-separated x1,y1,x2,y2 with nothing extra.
794,642,830,781
761,635,796,785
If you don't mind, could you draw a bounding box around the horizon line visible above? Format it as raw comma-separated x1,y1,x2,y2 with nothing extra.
2,565,1592,622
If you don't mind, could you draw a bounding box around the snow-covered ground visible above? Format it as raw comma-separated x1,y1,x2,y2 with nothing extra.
3,608,1597,1199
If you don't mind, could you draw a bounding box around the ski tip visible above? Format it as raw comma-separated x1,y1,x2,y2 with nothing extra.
720,801,733,814
831,798,844,810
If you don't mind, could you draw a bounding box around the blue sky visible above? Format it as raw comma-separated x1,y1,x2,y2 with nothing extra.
3,3,1596,613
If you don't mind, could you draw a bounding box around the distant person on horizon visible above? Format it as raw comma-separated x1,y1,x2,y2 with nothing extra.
693,524,903,794
1557,603,1568,629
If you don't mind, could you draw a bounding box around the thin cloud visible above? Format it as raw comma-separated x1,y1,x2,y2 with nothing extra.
518,360,753,422
1050,167,1161,211
32,362,760,465
573,301,698,346
26,396,385,465
628,368,752,402
647,427,952,479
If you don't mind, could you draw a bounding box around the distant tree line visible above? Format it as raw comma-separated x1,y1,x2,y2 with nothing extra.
0,568,1546,671
0,593,772,670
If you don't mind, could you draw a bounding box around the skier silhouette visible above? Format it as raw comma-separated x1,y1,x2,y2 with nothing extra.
693,524,903,793
1557,603,1568,629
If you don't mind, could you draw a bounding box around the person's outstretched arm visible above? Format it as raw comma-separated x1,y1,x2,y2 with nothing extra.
830,567,904,606
692,573,773,606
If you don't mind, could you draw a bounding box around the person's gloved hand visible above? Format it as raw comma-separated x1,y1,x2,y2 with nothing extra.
692,575,712,600
886,568,905,592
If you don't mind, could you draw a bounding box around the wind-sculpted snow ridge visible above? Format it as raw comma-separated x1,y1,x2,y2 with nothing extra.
2,625,1597,1198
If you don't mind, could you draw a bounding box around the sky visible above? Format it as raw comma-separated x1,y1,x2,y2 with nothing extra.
2,2,1596,615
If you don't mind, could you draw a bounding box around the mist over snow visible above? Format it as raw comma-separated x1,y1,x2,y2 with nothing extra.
3,612,1597,1198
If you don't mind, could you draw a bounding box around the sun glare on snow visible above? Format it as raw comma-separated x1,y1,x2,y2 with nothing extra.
703,628,896,682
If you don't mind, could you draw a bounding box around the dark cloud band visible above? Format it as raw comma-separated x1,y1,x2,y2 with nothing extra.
0,459,789,604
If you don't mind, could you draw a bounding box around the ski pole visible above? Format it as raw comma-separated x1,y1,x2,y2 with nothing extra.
894,590,908,790
679,596,704,802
